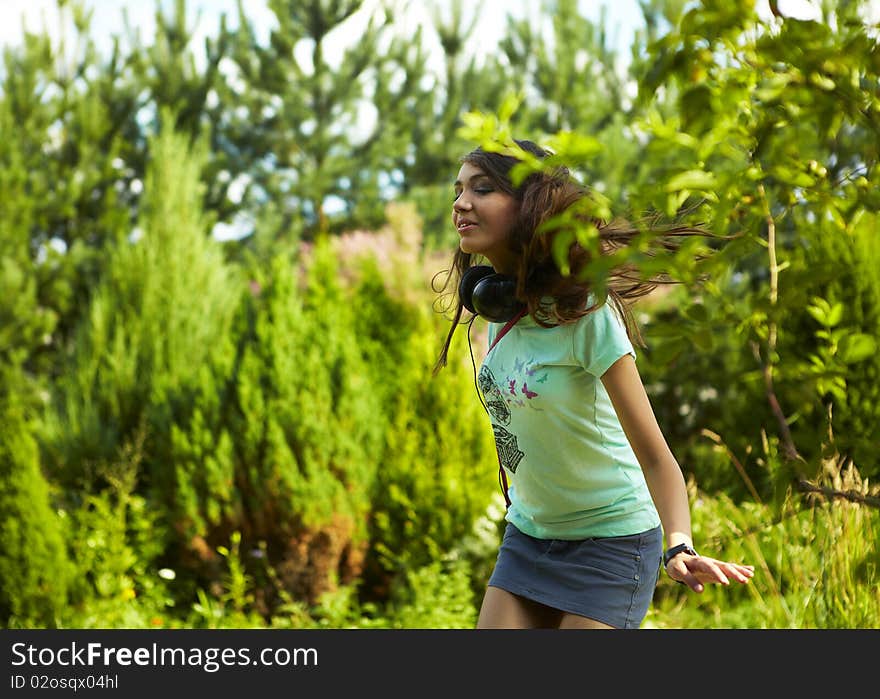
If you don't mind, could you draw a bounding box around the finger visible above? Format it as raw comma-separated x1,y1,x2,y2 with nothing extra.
717,561,756,582
681,571,704,593
700,558,755,582
669,561,704,593
728,564,755,581
693,558,730,585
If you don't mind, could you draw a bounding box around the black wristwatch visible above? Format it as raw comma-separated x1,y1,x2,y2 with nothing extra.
663,543,697,568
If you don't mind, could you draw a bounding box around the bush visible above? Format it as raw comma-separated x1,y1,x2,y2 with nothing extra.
352,256,499,602
0,366,69,627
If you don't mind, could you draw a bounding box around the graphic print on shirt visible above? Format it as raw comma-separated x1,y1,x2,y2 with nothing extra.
478,365,524,473
496,355,547,410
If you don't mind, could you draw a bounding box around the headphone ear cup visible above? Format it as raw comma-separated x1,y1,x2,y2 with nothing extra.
459,265,495,314
472,275,524,323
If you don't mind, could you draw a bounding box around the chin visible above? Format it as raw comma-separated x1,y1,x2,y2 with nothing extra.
459,238,491,257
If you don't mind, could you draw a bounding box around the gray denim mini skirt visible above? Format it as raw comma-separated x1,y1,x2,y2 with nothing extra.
487,521,663,629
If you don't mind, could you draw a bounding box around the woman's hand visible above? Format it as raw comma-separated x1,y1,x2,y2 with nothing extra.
665,552,755,593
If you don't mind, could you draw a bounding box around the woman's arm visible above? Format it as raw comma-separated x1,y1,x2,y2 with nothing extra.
601,354,754,592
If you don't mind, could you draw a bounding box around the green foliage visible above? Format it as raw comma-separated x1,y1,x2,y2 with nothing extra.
388,560,477,629
60,431,175,629
42,108,239,487
215,239,384,607
185,531,267,629
3,0,880,630
217,0,423,237
352,257,498,600
0,366,69,628
623,0,880,495
651,452,880,629
784,210,880,467
497,0,643,206
1,2,145,364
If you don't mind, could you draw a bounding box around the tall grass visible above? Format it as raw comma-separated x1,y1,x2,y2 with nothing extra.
648,451,880,629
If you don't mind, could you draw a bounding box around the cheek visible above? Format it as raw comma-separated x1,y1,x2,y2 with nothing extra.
499,204,520,237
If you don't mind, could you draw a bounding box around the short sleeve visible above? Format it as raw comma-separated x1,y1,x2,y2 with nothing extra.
572,301,636,377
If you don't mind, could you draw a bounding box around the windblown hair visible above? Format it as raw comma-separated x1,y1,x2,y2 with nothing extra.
432,139,715,375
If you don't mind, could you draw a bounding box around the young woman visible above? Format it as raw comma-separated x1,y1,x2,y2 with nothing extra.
433,139,754,629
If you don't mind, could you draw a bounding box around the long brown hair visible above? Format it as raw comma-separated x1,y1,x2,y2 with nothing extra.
432,139,713,374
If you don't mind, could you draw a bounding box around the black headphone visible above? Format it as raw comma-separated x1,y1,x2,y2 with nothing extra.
458,265,526,323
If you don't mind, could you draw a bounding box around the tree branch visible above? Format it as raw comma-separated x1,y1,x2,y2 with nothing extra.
795,478,880,509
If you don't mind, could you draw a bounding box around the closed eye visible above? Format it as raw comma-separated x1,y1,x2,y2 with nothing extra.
453,186,493,201
453,172,494,200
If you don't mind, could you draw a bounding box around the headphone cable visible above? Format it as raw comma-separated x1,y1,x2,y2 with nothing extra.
467,314,489,415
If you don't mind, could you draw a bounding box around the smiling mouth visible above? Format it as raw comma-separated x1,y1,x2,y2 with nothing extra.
457,221,477,232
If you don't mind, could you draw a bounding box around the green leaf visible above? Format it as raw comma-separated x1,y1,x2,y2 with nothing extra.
647,337,688,365
807,298,843,327
771,166,816,188
551,228,574,277
755,73,793,102
825,303,844,327
809,72,836,91
684,303,709,322
839,333,877,363
665,170,717,192
691,328,714,351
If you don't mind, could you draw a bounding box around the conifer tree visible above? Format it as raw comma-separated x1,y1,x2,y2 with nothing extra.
217,0,423,240
0,364,69,627
218,241,384,606
0,0,145,363
127,0,235,221
495,0,643,205
0,36,71,627
352,258,498,598
42,109,239,490
0,106,68,621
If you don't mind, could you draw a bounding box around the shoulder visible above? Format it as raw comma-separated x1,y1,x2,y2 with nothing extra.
572,298,636,375
575,297,628,334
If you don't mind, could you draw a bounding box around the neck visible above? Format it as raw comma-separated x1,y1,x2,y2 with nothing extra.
487,251,518,277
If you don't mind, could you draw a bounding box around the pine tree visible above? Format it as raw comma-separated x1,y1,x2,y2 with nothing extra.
0,0,145,369
496,0,644,206
0,33,71,627
42,108,239,491
127,0,235,222
217,0,423,240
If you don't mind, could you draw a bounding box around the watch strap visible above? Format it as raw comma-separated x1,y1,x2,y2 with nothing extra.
663,542,697,567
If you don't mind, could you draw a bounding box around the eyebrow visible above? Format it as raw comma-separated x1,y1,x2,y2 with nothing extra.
453,172,491,187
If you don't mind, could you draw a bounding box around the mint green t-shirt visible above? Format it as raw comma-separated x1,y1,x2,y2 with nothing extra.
482,301,661,540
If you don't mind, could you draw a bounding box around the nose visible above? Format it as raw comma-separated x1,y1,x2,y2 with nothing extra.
453,194,472,213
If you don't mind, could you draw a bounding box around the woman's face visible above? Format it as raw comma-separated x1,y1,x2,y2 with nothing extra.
452,161,519,273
